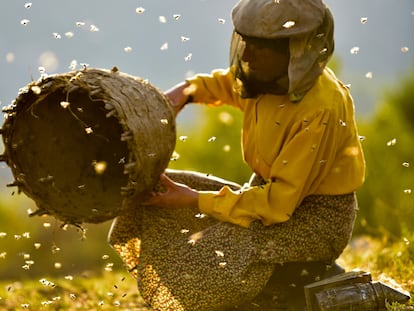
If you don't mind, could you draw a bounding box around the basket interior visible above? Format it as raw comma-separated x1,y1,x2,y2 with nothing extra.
10,87,130,223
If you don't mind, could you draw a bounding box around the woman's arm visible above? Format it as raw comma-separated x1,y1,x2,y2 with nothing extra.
165,81,193,116
166,68,241,114
143,174,199,209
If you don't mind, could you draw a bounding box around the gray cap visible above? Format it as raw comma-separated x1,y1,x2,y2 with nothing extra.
230,0,334,101
232,0,326,38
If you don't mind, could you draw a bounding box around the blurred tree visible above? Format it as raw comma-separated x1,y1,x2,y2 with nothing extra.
169,104,252,184
0,195,123,279
387,70,414,129
356,65,414,238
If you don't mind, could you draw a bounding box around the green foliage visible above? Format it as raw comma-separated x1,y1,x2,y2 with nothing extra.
355,67,414,237
0,195,124,279
339,232,414,309
386,73,414,131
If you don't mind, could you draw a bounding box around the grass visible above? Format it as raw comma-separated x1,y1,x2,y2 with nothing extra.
0,270,151,310
339,235,414,291
1,235,413,310
339,234,414,310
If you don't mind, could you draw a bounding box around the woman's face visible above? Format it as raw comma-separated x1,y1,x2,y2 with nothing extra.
240,36,290,83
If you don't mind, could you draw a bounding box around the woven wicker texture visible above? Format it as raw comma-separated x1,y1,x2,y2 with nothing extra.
1,68,176,224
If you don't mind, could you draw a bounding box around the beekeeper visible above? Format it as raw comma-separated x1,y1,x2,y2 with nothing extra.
109,0,366,310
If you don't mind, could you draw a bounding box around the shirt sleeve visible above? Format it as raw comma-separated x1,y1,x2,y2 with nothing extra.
186,68,242,109
198,109,337,228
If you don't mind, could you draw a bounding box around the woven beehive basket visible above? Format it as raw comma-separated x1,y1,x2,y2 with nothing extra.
1,67,176,225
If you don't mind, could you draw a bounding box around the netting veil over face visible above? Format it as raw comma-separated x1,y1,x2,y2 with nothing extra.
230,0,335,102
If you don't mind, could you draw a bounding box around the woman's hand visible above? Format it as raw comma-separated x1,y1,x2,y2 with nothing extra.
165,81,194,116
143,174,199,209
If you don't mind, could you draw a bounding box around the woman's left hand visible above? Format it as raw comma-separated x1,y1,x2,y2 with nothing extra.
142,174,199,209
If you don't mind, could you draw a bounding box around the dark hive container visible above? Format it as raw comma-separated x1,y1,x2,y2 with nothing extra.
1,67,176,225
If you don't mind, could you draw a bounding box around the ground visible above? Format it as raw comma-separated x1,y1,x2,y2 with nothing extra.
1,236,413,310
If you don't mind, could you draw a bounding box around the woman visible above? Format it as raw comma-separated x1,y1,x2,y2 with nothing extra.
109,0,365,310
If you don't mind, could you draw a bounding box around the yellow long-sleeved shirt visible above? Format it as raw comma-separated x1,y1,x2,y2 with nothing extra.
186,67,365,228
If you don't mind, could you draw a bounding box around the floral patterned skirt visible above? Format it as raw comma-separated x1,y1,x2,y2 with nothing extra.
108,170,357,311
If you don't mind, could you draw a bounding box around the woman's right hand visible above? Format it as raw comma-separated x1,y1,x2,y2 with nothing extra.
142,174,199,209
165,81,194,116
